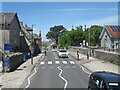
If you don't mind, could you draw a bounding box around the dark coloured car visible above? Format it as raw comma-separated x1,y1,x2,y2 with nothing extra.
88,71,120,90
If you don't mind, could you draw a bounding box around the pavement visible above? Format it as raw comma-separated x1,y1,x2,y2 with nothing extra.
0,54,43,89
68,51,120,75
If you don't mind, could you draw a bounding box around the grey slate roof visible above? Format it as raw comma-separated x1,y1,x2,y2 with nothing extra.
0,12,16,24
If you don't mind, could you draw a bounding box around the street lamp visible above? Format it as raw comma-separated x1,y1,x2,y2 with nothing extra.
31,25,35,65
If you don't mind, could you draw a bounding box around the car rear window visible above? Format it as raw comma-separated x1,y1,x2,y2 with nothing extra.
59,50,67,52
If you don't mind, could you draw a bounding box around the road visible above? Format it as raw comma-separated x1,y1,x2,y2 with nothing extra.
21,51,90,89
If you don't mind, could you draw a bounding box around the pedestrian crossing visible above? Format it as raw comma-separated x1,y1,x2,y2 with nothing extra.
40,60,76,65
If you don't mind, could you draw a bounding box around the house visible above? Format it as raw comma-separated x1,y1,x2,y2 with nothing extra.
20,22,42,58
33,33,42,56
20,22,33,59
0,12,21,53
99,25,120,50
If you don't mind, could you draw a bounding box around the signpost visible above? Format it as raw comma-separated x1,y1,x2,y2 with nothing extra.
3,56,9,72
4,43,12,51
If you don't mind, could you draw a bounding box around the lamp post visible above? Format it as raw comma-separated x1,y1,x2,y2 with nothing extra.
84,25,87,47
31,25,35,65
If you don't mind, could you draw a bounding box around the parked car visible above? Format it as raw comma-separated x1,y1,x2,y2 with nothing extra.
58,49,68,58
88,71,120,90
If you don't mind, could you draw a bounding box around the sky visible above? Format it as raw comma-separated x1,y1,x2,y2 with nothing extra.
1,2,119,41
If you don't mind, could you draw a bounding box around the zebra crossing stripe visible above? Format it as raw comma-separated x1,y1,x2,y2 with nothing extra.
48,61,52,64
62,61,67,64
40,62,44,65
40,61,76,65
55,61,60,64
70,61,75,64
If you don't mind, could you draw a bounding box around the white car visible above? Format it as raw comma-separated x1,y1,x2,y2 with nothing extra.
58,49,68,58
52,49,57,52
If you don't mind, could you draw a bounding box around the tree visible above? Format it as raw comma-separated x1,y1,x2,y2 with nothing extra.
59,26,84,48
46,25,66,44
84,25,103,46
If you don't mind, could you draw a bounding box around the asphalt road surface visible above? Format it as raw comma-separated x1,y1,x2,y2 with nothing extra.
22,51,90,89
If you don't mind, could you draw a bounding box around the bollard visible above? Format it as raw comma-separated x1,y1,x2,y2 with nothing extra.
77,54,79,60
87,53,89,60
77,50,79,60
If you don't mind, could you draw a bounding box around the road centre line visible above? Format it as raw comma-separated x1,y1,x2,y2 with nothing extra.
25,68,37,89
57,67,68,90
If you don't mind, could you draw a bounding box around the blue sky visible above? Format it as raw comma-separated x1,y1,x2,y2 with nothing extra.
2,2,118,41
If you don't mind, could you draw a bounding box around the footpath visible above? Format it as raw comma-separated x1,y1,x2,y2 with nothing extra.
69,52,120,75
0,54,43,89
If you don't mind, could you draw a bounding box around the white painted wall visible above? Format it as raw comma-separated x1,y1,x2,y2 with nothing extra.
101,31,112,48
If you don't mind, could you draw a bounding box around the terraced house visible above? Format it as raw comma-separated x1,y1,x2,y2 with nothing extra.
0,12,21,53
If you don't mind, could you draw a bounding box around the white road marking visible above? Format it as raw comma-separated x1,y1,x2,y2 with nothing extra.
48,61,52,64
50,67,54,68
80,66,91,75
41,67,46,69
64,66,69,68
70,61,75,64
55,61,60,64
62,61,67,64
40,61,45,65
25,68,37,89
72,66,77,68
54,52,58,59
57,67,68,90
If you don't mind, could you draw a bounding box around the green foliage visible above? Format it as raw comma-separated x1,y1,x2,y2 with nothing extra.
46,25,66,44
59,27,84,47
86,25,103,46
47,25,103,49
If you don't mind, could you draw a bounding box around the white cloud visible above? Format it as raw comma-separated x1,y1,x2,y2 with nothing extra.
53,8,117,12
65,15,118,30
76,15,118,27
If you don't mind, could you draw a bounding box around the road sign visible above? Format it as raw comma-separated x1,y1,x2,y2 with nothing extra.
4,43,12,51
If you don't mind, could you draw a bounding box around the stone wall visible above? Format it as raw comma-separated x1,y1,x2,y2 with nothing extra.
95,50,120,65
8,53,23,71
68,46,88,55
68,46,120,65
